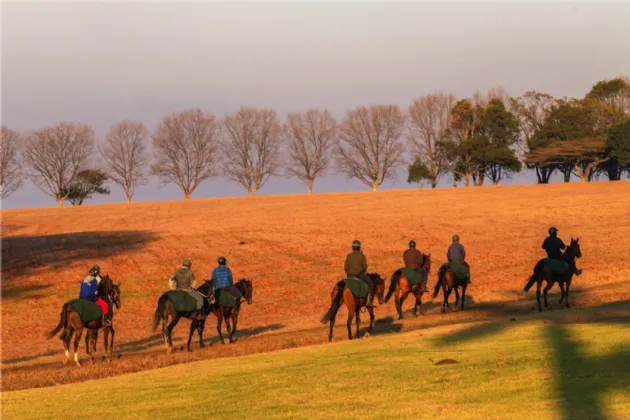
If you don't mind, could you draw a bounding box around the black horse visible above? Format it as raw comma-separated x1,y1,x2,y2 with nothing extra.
152,281,215,354
210,279,254,344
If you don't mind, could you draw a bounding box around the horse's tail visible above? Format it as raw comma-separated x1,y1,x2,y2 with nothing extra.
433,266,445,299
524,260,543,292
385,270,402,303
46,303,69,340
320,282,345,324
152,294,169,332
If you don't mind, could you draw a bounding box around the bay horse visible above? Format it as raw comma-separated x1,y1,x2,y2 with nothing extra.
432,262,470,312
320,273,386,342
46,274,121,367
386,253,432,319
210,279,254,344
524,237,582,312
151,281,215,354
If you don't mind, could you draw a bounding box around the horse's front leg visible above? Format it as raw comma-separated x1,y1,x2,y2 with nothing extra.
565,280,572,309
229,314,239,343
73,328,84,367
346,310,353,340
543,281,554,309
354,308,361,339
558,282,566,304
198,320,206,348
366,306,375,336
454,287,460,307
103,327,110,360
108,327,115,360
414,292,424,316
460,284,467,310
536,280,543,312
216,312,226,345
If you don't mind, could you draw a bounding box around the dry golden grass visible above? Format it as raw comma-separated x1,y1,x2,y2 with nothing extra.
2,181,630,389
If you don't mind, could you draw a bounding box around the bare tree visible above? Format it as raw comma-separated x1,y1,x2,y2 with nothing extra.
101,120,149,203
336,105,406,191
407,93,458,188
472,86,511,108
22,122,94,207
151,109,220,199
222,107,283,196
283,109,336,193
0,126,23,199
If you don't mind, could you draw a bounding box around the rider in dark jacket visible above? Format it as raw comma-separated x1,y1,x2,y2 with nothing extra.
542,227,582,276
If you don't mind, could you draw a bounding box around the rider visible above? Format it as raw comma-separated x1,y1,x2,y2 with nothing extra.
79,264,111,327
169,259,206,320
447,235,471,284
403,240,429,292
344,240,374,308
542,227,582,276
211,256,243,315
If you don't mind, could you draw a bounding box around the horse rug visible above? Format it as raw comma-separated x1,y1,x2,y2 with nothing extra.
164,290,198,312
69,299,102,323
541,258,569,275
219,290,238,308
401,267,427,286
441,262,469,281
343,277,369,298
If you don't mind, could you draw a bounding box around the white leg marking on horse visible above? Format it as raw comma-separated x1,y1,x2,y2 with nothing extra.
65,350,69,358
74,353,79,363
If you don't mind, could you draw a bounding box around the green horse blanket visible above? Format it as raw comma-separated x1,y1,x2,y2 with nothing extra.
400,267,427,286
68,299,102,323
440,262,469,281
164,290,198,312
343,277,369,298
541,258,569,275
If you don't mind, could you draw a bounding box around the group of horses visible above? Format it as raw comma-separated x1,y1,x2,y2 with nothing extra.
45,237,582,366
321,237,583,342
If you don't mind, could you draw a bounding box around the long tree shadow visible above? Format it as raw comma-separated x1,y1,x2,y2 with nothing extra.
1,230,158,281
430,299,630,419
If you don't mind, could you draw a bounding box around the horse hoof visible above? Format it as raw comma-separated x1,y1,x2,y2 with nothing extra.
75,361,82,368
364,332,371,338
220,340,226,345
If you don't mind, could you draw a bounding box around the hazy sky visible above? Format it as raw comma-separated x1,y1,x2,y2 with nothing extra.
2,1,630,209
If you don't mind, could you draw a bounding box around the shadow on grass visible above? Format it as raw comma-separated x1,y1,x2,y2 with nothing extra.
1,230,158,281
431,299,630,420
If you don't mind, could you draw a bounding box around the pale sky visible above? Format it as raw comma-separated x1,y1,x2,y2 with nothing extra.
2,1,630,209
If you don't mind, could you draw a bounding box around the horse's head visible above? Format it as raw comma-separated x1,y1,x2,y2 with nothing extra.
368,273,386,305
237,279,253,305
422,253,432,273
568,237,582,259
101,275,121,309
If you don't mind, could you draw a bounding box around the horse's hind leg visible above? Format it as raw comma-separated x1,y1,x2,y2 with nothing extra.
354,309,361,339
346,311,353,340
73,328,84,367
543,281,554,309
216,312,226,345
197,320,206,348
454,288,460,307
461,285,468,310
108,327,115,360
229,314,239,343
166,317,180,354
414,293,424,316
63,327,73,365
565,281,572,309
328,318,335,342
536,280,543,312
395,293,404,320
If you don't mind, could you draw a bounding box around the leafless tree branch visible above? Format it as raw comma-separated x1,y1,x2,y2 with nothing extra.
0,126,23,199
151,109,220,199
22,122,95,206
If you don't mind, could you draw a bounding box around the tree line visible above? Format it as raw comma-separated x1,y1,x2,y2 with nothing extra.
1,76,629,206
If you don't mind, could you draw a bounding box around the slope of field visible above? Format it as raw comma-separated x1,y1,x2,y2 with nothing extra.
3,316,630,420
2,181,630,391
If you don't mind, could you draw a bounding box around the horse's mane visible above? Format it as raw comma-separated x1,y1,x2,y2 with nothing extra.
366,273,384,283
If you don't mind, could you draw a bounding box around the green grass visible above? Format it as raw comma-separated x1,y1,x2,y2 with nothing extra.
3,321,630,420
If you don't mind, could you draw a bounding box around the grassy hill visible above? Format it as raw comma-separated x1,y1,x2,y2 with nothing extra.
3,314,630,419
2,181,630,391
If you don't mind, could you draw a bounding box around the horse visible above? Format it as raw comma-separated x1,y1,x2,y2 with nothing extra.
432,261,470,312
151,281,215,354
523,237,582,312
320,273,386,342
45,274,121,367
210,279,254,344
385,253,432,319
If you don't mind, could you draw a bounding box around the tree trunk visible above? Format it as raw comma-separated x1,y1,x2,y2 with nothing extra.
57,198,64,207
307,179,314,194
126,190,132,204
464,174,471,187
248,189,255,197
431,181,437,189
493,180,500,186
184,191,191,199
372,179,382,191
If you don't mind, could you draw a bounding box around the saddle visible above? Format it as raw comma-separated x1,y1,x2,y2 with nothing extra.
541,258,569,275
400,267,427,286
164,290,198,312
342,277,369,298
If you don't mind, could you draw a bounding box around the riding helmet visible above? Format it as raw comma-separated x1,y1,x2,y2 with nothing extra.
89,264,101,276
352,240,361,249
452,234,460,243
183,259,192,268
409,240,416,248
549,226,558,234
218,256,227,265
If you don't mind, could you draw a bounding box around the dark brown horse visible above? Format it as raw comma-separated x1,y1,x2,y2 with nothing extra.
320,273,386,342
386,254,432,319
151,281,215,354
524,237,582,312
432,262,470,312
46,275,121,366
210,279,254,344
